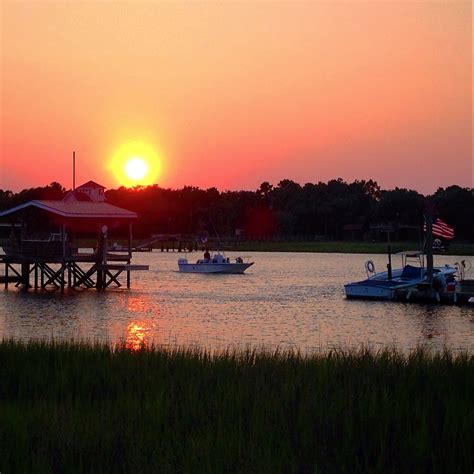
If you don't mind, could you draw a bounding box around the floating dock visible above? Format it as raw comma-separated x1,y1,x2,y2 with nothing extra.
395,279,474,305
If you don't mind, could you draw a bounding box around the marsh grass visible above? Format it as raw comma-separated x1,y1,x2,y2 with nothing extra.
0,340,473,473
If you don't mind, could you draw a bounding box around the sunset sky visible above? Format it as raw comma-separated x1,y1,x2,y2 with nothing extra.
1,1,472,193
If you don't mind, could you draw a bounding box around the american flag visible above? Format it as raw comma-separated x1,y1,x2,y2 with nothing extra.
423,217,455,240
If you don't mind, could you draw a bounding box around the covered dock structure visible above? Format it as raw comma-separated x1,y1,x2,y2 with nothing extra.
0,199,148,290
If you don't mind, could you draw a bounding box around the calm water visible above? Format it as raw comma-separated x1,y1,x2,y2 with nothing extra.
0,252,473,352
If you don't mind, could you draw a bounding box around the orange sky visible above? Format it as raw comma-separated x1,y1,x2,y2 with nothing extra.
1,1,472,193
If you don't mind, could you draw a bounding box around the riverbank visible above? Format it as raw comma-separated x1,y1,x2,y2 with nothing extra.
62,239,474,256
229,240,474,255
1,341,472,473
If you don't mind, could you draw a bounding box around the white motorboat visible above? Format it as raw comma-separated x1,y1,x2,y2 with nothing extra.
345,251,457,300
178,252,254,274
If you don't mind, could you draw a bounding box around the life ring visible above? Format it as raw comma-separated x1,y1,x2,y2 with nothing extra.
365,260,375,274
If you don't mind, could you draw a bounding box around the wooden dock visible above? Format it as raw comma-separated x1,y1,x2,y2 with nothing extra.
0,187,150,291
1,254,149,291
108,234,199,253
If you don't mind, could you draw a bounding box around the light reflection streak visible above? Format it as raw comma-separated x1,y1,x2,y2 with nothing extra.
126,321,151,351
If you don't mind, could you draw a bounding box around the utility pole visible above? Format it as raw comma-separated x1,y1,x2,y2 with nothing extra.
73,151,76,192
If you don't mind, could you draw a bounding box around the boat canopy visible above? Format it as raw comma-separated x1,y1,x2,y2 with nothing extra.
395,251,424,257
395,250,425,268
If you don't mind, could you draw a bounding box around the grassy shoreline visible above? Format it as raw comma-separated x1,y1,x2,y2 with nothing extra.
72,239,474,255
1,340,473,473
1,239,472,255
228,240,474,255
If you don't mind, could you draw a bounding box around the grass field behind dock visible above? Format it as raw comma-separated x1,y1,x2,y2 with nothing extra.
1,341,473,473
3,238,471,256
1,239,473,256
229,240,474,256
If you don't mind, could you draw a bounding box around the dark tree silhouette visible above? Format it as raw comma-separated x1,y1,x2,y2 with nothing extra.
0,180,472,241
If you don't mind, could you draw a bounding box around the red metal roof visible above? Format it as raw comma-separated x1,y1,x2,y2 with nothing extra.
0,200,137,219
76,180,106,189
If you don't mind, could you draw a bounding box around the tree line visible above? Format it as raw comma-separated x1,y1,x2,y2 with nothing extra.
0,179,472,241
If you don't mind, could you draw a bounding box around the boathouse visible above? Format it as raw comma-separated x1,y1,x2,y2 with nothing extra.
0,182,148,290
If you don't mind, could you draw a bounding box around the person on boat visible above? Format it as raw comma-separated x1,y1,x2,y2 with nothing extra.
203,249,211,261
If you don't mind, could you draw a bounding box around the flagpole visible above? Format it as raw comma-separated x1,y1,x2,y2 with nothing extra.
386,228,392,280
424,200,434,287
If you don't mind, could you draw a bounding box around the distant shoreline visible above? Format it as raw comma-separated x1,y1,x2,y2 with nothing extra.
1,239,472,256
0,238,474,256
141,240,474,256
223,240,474,256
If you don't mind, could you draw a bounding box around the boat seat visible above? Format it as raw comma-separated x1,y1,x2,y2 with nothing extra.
400,265,423,280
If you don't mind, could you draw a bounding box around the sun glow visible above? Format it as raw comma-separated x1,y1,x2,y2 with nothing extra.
125,157,148,180
111,141,161,186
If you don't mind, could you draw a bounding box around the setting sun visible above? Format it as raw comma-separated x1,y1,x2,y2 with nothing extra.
125,157,148,181
110,141,161,186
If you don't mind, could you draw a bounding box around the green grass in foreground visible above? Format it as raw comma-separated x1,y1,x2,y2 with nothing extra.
1,341,473,473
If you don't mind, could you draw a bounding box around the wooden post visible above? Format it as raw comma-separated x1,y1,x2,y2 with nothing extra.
95,224,108,290
4,263,8,289
96,227,104,289
60,264,65,291
60,224,66,291
21,262,30,288
34,263,38,289
128,222,133,260
103,227,108,290
127,222,132,288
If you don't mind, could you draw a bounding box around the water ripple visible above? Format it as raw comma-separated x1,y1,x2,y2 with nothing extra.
0,252,472,353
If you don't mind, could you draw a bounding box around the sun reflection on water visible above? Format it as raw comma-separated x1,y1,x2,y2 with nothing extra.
126,321,152,351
